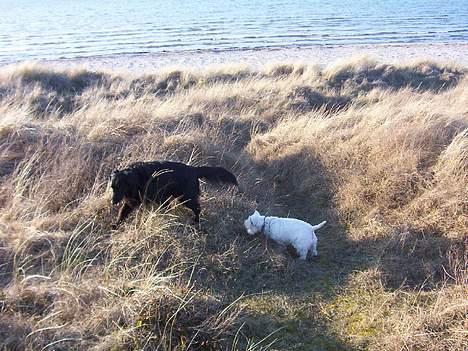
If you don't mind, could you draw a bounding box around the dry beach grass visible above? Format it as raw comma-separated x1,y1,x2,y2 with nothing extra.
0,58,467,350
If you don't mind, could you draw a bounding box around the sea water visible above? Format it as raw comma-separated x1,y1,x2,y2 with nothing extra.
0,0,467,64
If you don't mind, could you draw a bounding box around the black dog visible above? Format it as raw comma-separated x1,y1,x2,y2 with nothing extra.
109,161,238,225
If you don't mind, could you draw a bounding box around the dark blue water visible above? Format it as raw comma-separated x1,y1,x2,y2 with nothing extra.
1,0,467,63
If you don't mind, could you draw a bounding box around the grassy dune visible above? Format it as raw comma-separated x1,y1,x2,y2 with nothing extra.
0,59,466,350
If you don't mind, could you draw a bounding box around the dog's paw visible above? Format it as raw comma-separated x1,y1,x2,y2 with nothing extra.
286,244,300,258
308,253,319,262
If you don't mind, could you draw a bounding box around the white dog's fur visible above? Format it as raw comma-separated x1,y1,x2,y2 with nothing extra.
244,210,326,260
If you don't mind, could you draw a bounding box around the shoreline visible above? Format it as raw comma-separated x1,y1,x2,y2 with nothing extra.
2,42,468,72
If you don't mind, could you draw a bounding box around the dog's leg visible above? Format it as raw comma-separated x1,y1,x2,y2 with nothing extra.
297,246,309,260
183,197,201,223
116,202,135,224
311,242,318,257
286,244,300,258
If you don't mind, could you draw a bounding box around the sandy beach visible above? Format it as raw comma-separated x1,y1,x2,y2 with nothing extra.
9,42,468,73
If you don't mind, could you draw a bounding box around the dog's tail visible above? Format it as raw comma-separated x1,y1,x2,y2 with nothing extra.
194,166,238,186
311,221,327,231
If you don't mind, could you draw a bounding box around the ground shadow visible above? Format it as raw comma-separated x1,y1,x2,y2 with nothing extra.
191,144,460,350
204,148,370,295
186,148,367,349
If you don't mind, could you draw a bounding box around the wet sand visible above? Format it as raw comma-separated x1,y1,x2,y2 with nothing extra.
4,43,468,72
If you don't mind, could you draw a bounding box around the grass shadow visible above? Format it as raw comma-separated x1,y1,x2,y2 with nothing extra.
325,62,464,93
378,227,465,290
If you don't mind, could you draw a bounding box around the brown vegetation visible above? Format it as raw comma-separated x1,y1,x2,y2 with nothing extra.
0,59,466,350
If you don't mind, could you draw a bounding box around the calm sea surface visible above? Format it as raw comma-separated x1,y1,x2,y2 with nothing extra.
1,0,467,64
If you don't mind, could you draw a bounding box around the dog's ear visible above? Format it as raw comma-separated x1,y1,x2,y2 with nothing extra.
254,210,260,216
109,170,119,181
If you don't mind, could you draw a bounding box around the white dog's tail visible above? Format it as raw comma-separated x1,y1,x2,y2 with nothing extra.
311,221,327,231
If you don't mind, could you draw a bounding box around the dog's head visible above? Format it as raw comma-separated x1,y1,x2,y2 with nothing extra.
108,170,130,205
244,210,263,235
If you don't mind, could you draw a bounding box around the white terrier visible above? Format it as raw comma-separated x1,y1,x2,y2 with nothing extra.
244,210,326,260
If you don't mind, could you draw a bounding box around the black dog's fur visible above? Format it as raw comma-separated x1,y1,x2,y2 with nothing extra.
109,161,238,225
